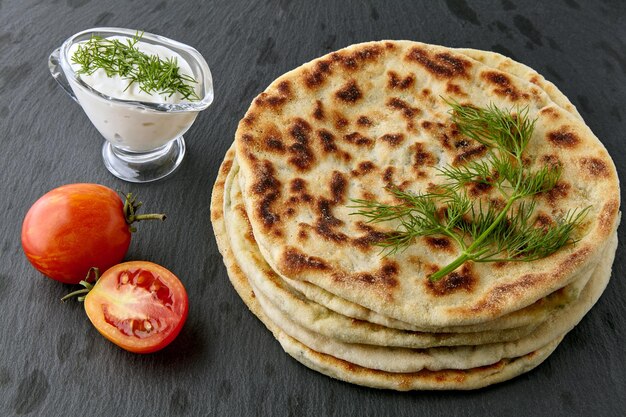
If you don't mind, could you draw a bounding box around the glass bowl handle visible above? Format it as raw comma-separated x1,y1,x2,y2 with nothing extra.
48,47,78,103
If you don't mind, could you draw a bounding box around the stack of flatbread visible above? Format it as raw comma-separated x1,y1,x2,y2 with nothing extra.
211,41,620,390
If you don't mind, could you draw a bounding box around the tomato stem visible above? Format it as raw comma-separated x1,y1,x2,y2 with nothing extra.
61,268,99,303
122,192,166,232
61,288,91,302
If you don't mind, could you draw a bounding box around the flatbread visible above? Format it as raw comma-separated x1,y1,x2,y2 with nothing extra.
211,147,566,390
234,40,620,327
227,46,593,334
224,156,601,347
212,42,621,389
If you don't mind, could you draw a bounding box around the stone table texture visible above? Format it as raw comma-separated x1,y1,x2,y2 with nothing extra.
0,0,624,416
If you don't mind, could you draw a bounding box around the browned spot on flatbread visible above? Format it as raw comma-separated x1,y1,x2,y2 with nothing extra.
580,157,610,178
251,160,282,228
352,161,376,177
330,171,348,203
598,199,619,234
290,178,307,193
259,192,280,228
317,199,343,226
490,197,507,211
388,71,415,89
539,107,561,120
262,126,285,153
240,133,254,144
333,112,350,130
543,181,570,206
426,264,476,296
534,213,554,229
387,98,421,119
317,129,338,153
380,133,405,146
277,80,291,96
252,160,280,194
424,237,454,253
335,80,363,103
541,154,561,168
469,181,493,197
315,199,348,242
220,159,233,176
338,261,400,293
344,132,374,147
254,80,293,109
406,47,471,79
332,45,383,70
383,166,395,184
481,71,528,101
304,59,332,88
413,142,436,174
429,122,464,151
361,191,376,201
453,144,487,165
548,128,580,148
313,100,325,120
453,139,469,150
297,228,309,241
357,116,372,126
254,92,283,108
242,113,256,126
352,222,388,249
280,247,330,275
445,82,466,96
288,118,316,171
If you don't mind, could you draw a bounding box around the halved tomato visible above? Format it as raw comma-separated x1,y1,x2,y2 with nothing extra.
83,261,188,353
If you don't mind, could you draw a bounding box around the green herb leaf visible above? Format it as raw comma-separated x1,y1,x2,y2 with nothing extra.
350,100,588,281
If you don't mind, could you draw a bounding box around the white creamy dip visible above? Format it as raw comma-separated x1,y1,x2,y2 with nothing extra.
68,36,198,103
65,36,201,152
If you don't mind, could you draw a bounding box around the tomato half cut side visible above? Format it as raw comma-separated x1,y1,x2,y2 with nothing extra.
84,261,188,354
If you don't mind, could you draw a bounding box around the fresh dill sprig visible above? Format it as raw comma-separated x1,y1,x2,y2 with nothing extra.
71,32,200,101
350,100,588,281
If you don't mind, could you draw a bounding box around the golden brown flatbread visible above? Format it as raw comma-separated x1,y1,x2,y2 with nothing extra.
233,40,619,328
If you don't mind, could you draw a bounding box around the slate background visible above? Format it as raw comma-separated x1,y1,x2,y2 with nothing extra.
0,0,625,416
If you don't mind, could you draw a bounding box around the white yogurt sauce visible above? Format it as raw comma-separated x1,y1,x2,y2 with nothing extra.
65,36,201,152
68,36,198,103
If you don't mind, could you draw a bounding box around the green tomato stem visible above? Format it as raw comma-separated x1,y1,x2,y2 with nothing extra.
121,192,167,230
60,288,91,302
60,268,100,303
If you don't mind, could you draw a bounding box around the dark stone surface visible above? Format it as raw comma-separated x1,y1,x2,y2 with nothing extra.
0,0,625,416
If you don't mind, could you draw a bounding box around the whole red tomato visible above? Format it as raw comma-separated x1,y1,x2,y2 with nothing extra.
21,184,164,284
78,261,188,353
